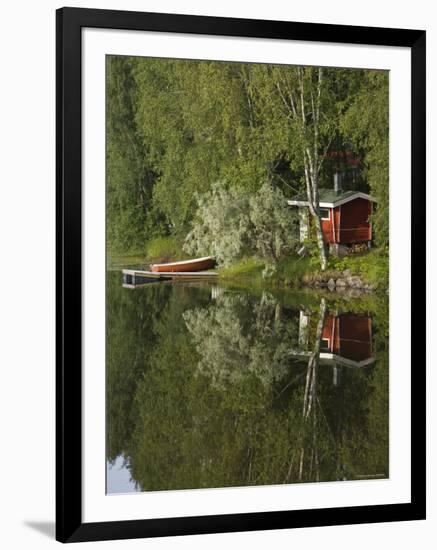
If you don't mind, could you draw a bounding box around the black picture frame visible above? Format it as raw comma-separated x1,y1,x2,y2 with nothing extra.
56,6,426,543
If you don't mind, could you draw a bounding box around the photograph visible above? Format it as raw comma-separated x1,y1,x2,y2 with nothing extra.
0,0,430,547
105,56,389,495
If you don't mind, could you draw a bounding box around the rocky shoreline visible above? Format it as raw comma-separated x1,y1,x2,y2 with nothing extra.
301,269,375,295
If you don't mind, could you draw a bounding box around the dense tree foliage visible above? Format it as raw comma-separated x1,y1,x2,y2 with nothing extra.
106,57,156,251
106,56,388,265
341,71,389,248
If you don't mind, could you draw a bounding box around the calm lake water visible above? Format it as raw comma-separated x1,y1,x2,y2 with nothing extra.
106,271,388,494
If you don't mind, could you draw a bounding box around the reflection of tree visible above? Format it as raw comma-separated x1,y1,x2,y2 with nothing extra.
299,298,326,481
106,281,389,492
183,292,294,390
106,273,172,461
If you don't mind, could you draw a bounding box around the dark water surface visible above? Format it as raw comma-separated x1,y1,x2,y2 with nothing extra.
106,271,388,494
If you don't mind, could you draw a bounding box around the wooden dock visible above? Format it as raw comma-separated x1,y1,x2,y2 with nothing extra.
122,268,218,286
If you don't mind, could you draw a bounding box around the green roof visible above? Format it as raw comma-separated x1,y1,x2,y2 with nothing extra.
289,188,376,206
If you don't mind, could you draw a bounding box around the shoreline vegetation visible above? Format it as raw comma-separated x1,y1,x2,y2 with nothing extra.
217,250,388,292
107,56,389,295
109,241,389,296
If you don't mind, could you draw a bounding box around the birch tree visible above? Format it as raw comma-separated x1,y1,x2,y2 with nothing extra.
270,67,337,270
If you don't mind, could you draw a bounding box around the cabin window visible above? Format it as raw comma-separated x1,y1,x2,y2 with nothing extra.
320,208,330,220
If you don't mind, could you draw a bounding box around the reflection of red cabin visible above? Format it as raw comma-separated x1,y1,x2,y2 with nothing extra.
297,311,374,369
321,313,373,365
288,189,377,245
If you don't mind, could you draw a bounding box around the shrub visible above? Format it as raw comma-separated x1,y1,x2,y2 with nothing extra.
183,182,251,266
184,181,299,269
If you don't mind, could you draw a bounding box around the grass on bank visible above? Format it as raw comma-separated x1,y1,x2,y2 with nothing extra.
219,249,388,292
145,235,187,262
219,255,312,287
218,257,265,279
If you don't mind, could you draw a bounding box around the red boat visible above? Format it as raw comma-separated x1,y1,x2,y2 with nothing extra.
150,256,216,273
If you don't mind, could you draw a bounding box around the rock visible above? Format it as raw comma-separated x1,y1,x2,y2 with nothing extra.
343,269,351,277
327,278,336,291
348,288,363,298
336,278,347,287
348,276,362,288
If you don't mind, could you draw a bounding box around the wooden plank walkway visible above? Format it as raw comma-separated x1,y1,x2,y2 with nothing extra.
122,268,218,286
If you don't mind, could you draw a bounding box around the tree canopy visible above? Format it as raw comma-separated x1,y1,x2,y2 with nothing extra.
107,56,388,265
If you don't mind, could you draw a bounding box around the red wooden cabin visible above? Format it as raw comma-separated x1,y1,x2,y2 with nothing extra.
288,188,377,246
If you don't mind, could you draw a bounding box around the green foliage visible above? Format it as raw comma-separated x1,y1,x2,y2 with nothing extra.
329,250,389,290
185,182,298,268
341,71,389,249
106,56,159,252
219,254,314,289
270,255,312,286
106,57,387,258
146,235,185,261
218,257,265,280
249,183,299,267
300,234,324,270
131,59,272,233
183,182,252,266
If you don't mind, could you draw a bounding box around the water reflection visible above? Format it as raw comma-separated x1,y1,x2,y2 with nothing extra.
299,309,375,367
106,273,388,493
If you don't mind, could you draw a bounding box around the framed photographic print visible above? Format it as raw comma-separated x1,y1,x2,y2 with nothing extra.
56,7,426,543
